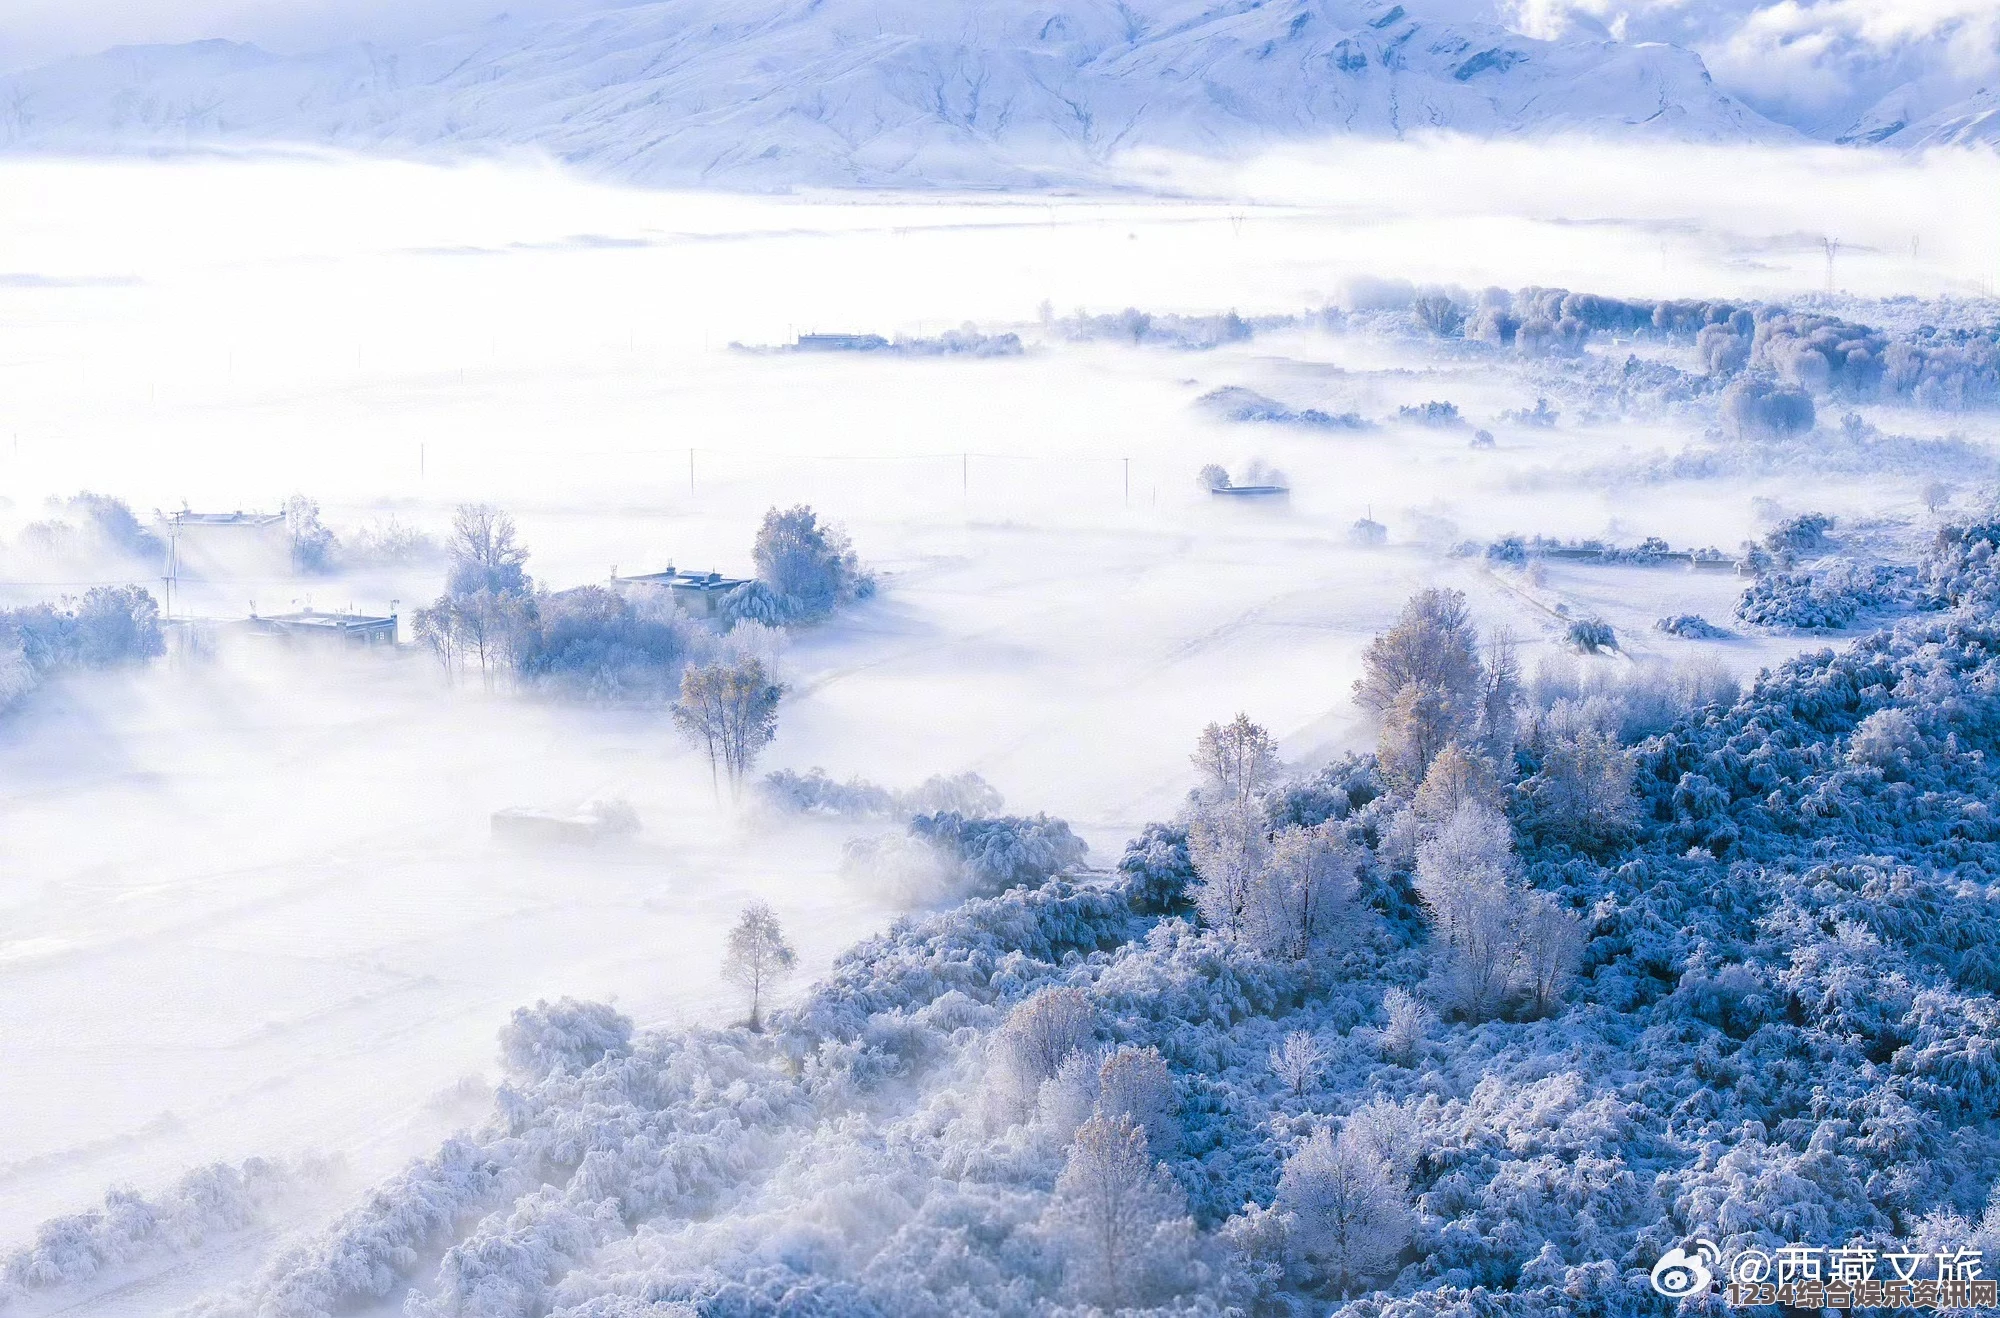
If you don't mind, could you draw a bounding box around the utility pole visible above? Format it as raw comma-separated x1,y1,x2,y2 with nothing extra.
1823,237,1839,294
162,516,179,620
961,452,968,495
689,448,696,494
1123,457,1130,505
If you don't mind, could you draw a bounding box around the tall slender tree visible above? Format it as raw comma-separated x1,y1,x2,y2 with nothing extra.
721,901,796,1031
674,656,782,801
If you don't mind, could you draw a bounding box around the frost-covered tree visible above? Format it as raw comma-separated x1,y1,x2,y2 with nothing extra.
1414,803,1520,1020
1357,589,1485,789
445,503,529,598
673,656,782,801
751,505,870,622
720,901,795,1031
1270,1029,1328,1097
2,586,165,679
1411,294,1464,339
1191,713,1281,808
1047,1113,1188,1308
1479,627,1521,758
282,494,337,574
1187,802,1271,935
1515,890,1586,1017
1378,986,1434,1064
1377,682,1462,793
1411,743,1500,830
1355,589,1484,717
1522,701,1638,848
1275,1128,1411,1296
1722,374,1815,440
1096,1045,1178,1155
1340,1098,1424,1185
1000,986,1096,1091
0,640,33,711
1246,820,1359,957
512,586,699,703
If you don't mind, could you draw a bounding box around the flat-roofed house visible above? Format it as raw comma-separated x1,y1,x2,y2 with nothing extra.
612,565,751,619
244,607,398,646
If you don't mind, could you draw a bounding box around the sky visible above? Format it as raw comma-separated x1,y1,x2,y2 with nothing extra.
0,0,1992,136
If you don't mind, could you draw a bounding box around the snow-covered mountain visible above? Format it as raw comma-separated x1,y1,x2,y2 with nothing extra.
1845,85,2000,150
0,0,1797,188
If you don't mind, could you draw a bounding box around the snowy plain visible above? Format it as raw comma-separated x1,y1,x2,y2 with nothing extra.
0,139,1996,1311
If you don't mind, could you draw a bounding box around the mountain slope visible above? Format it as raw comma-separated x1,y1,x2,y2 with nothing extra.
1841,82,2000,149
0,0,1796,187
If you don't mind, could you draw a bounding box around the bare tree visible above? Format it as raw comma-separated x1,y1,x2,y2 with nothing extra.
1048,1113,1187,1308
413,597,460,680
674,656,783,801
999,986,1096,1092
1270,1029,1328,1098
721,901,796,1031
1276,1128,1412,1296
1191,713,1281,807
447,503,529,598
450,588,530,689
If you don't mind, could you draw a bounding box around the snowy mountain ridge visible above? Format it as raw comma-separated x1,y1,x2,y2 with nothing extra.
0,0,1800,188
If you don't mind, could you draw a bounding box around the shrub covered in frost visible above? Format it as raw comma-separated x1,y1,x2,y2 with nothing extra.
760,767,1001,820
499,998,635,1080
1396,401,1462,428
513,586,704,701
1656,614,1728,639
1735,560,1920,630
0,585,165,700
1564,617,1616,653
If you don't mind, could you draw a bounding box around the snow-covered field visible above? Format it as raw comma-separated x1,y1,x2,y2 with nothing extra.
0,145,1995,1309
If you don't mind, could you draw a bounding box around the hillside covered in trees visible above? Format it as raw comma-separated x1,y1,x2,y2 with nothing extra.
13,504,1985,1317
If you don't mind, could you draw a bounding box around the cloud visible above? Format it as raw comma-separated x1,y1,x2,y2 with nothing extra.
1497,0,1999,133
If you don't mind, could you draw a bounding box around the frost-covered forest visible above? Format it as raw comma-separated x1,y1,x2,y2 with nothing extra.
1,142,1998,1318
17,508,1999,1317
